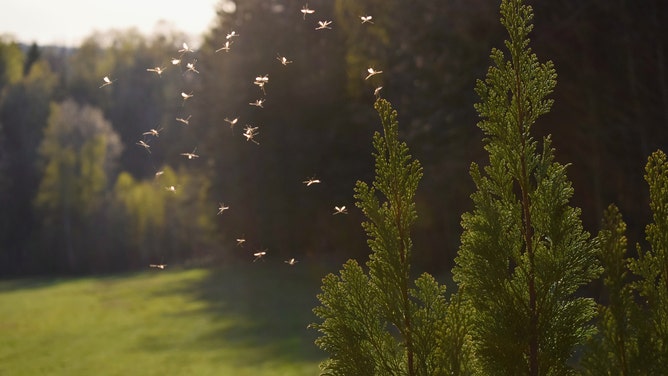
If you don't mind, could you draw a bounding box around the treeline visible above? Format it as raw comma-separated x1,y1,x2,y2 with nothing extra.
0,0,666,275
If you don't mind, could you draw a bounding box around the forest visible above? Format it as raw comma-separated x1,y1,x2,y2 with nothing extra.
0,0,667,276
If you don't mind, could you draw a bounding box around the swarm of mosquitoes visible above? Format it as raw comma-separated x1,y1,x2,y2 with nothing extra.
100,3,382,269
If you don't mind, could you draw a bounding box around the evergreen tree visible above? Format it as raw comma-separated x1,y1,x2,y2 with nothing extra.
628,150,668,373
582,151,668,374
581,205,640,375
311,99,472,375
451,0,601,374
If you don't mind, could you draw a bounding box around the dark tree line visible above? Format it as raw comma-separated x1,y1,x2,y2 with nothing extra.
0,0,666,275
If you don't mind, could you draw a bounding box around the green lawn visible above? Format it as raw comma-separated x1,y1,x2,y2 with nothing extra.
0,262,331,375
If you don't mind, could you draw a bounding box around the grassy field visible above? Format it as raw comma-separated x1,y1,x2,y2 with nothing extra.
0,261,333,375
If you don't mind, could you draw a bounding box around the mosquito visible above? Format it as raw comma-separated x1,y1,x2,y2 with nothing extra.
181,92,194,104
178,42,194,54
99,75,114,88
254,74,269,84
365,67,383,80
360,15,374,24
254,74,269,94
146,66,165,76
249,99,265,108
155,170,164,178
315,20,332,30
374,86,383,98
253,250,267,262
216,41,233,53
284,258,298,266
149,264,167,269
236,237,246,247
165,185,177,193
243,125,260,145
301,3,315,19
277,54,292,66
333,206,348,215
180,147,199,160
176,115,192,125
171,58,181,65
143,127,163,137
224,117,238,129
185,60,199,74
303,176,321,186
217,203,229,215
226,30,239,40
136,140,151,153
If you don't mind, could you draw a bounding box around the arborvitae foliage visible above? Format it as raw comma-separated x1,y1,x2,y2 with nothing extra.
311,99,472,376
581,205,640,375
628,150,668,372
452,0,601,374
582,151,668,374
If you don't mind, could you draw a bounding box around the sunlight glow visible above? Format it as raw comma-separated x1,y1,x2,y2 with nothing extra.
0,0,221,47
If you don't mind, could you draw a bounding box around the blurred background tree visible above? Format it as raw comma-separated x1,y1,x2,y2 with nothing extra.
0,0,666,275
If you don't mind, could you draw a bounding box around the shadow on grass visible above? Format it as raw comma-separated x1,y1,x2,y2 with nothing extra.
148,259,345,367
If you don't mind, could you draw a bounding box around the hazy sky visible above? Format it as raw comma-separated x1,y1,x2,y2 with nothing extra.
0,0,226,47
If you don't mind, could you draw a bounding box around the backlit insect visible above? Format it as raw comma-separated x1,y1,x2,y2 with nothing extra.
155,170,164,178
180,147,199,159
143,127,163,137
374,86,383,98
243,125,260,145
277,54,292,66
236,237,246,247
303,176,321,186
226,30,239,40
185,60,199,74
253,250,267,262
99,75,114,88
249,99,265,108
149,264,167,269
284,258,298,266
136,140,151,153
178,42,194,54
224,117,238,129
165,185,177,193
216,41,233,53
146,66,165,76
254,74,269,94
301,3,315,19
365,67,383,80
217,203,229,215
171,58,181,65
181,92,194,104
360,15,374,24
176,115,192,125
333,206,348,215
315,20,332,30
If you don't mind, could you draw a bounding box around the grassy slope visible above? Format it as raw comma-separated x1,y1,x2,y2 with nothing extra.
0,262,331,375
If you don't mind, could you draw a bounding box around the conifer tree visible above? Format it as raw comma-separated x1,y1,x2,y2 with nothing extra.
582,151,668,374
452,0,601,374
627,150,668,373
581,205,640,375
311,99,472,375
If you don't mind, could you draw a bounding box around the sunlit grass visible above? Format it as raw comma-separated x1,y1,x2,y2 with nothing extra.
0,262,329,375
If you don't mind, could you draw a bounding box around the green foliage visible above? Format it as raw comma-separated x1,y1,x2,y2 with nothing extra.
581,205,640,375
34,100,121,272
452,0,600,374
627,150,668,372
0,39,24,89
312,99,470,376
582,151,668,374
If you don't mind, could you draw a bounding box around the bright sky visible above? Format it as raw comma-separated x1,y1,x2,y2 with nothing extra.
0,0,229,47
